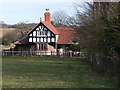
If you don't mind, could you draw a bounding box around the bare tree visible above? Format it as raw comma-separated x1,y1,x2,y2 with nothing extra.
14,21,37,39
2,22,37,45
68,1,120,78
52,10,69,27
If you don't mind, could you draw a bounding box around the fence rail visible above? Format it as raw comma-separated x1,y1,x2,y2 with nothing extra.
2,51,86,57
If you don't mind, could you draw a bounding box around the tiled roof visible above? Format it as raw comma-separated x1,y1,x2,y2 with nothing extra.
42,21,59,34
15,23,79,45
14,35,28,45
56,27,79,44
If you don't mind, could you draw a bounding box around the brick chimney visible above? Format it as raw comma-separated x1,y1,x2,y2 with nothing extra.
44,9,51,23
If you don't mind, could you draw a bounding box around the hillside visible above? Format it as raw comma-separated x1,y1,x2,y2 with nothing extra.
0,28,16,38
1,23,38,48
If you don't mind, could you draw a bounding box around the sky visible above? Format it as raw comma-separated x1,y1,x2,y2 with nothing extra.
0,0,95,25
0,0,119,24
0,0,80,25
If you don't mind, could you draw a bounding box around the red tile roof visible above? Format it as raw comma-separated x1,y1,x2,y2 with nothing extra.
42,21,59,34
56,27,79,44
15,23,79,45
14,35,28,45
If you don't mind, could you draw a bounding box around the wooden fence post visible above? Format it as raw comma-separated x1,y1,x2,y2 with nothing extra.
30,51,31,56
69,50,72,57
12,51,14,56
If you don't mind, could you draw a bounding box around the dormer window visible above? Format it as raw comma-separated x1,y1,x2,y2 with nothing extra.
70,40,78,45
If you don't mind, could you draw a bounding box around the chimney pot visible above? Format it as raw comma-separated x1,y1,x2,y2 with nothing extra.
44,9,51,23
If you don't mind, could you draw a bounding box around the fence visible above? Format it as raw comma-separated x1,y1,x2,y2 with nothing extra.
2,51,86,57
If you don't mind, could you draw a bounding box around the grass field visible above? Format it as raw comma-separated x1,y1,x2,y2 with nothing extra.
2,56,118,88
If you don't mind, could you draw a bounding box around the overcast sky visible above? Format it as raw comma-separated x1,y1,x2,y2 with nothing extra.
0,0,94,25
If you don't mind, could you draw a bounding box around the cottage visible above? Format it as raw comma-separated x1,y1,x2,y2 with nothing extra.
14,9,79,55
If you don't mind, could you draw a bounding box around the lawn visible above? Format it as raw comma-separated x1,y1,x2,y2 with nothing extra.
2,56,118,88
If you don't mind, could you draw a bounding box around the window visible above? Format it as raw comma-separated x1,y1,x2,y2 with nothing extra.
38,44,47,50
52,34,54,36
44,38,46,42
40,29,42,35
33,38,36,42
42,30,44,35
37,30,46,37
71,40,78,45
44,27,47,30
51,38,55,42
48,38,50,42
29,38,32,42
43,30,45,35
37,38,40,42
47,31,51,36
41,38,43,42
37,31,40,36
33,31,36,36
